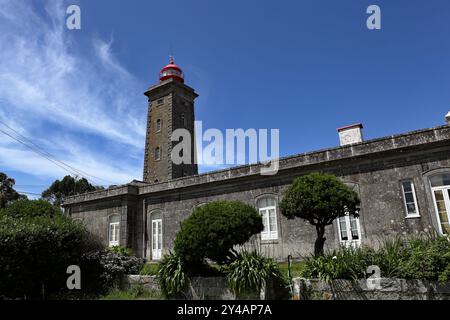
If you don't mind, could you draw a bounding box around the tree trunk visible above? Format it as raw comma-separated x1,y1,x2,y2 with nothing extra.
314,224,326,256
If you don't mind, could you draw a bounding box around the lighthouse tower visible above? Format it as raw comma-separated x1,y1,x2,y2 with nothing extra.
142,57,198,183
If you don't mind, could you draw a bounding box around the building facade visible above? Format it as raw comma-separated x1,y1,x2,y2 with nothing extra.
63,59,450,261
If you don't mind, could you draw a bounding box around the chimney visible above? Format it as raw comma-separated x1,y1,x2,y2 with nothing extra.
446,111,450,124
337,123,364,146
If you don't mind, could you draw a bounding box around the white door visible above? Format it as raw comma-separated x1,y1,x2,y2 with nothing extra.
432,188,450,235
151,219,162,260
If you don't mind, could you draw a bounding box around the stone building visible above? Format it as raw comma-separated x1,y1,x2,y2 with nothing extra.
63,59,450,261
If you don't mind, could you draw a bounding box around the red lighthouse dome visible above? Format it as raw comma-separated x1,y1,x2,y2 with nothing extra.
159,56,184,83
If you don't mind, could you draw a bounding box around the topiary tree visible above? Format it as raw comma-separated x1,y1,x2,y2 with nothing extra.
280,172,360,256
174,201,264,271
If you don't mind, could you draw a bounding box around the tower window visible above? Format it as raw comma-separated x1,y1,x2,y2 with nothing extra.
181,113,187,127
157,98,164,105
154,147,161,161
155,119,161,132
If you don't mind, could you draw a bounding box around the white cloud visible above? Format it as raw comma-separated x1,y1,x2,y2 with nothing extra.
0,0,145,186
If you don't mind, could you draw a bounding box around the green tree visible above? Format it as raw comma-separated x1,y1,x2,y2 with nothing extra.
280,172,360,256
41,175,103,206
0,172,21,209
0,199,61,219
174,201,264,270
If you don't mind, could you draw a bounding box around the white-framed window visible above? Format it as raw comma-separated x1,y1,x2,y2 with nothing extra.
257,196,278,240
108,215,120,247
155,119,161,132
401,180,420,218
151,219,162,260
430,173,450,235
337,213,361,248
154,147,161,160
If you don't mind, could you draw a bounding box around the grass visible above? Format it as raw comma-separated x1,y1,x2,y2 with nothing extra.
139,263,160,275
278,261,306,278
100,286,163,300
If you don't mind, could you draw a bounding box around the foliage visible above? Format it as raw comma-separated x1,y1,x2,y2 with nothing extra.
401,234,450,280
280,172,360,255
90,249,145,289
109,245,134,256
100,286,162,300
0,214,103,299
0,172,23,209
157,252,188,298
174,201,264,268
41,175,103,206
224,251,286,297
0,199,62,219
277,262,307,279
0,211,143,299
140,263,160,276
300,246,377,282
300,235,450,283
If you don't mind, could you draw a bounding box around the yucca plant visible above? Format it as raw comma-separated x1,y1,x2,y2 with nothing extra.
224,251,285,298
374,237,407,278
157,252,188,298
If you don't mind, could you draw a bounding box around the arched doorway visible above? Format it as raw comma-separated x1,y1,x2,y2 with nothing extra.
147,210,163,260
430,173,450,235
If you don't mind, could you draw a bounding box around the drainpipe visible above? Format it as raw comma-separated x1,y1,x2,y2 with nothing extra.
142,198,147,260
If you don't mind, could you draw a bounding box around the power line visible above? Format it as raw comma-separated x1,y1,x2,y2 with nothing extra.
0,119,117,186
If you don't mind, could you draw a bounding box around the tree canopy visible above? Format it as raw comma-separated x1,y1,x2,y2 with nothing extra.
280,172,360,255
41,175,103,206
0,199,62,219
0,172,22,209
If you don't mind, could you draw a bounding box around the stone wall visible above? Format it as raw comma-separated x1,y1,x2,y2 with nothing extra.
293,278,450,300
123,275,264,300
124,276,450,300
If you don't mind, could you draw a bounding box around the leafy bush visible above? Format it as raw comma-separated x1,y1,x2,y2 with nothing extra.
401,234,450,280
0,212,143,299
300,235,450,283
91,248,144,289
224,251,286,298
0,214,102,299
109,245,134,256
157,252,188,298
174,201,263,269
0,199,61,219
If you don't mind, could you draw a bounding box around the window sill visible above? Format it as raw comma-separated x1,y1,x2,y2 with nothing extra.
405,214,421,219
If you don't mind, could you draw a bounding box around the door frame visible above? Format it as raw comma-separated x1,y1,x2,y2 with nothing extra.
151,218,162,260
431,186,450,235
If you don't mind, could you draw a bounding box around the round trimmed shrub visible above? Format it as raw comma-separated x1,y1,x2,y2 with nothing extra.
174,201,263,268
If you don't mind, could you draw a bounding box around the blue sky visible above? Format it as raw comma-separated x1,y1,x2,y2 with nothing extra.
1,0,450,198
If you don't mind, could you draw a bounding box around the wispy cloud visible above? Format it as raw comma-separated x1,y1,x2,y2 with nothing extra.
0,0,145,186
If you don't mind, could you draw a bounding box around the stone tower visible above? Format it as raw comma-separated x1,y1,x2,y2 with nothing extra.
143,57,198,183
